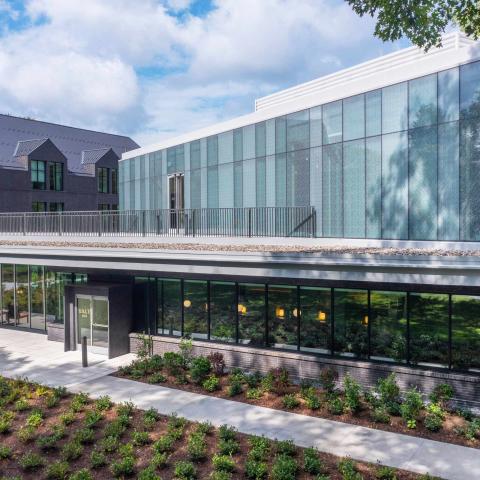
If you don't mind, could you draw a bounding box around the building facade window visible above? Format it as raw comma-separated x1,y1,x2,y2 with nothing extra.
97,167,109,193
98,204,110,211
49,202,64,212
31,160,46,190
49,162,63,191
111,169,118,194
32,202,46,212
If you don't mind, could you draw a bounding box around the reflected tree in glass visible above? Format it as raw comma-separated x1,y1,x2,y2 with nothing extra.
162,279,182,337
238,283,265,346
299,287,331,354
333,289,368,358
183,280,208,340
370,291,407,362
409,293,449,368
210,282,236,343
1,264,14,325
15,265,29,327
30,265,45,330
268,285,297,350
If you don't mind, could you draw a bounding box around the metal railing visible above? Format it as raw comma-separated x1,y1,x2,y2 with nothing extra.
0,207,316,238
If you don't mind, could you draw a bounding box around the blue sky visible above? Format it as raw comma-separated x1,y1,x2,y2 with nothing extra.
0,0,409,146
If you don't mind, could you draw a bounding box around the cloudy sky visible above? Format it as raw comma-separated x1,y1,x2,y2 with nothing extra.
0,0,408,146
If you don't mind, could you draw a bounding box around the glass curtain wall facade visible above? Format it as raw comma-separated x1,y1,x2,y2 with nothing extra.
120,60,480,241
134,276,480,374
0,265,86,330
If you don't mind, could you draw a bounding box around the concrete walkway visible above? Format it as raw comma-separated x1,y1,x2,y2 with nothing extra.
72,376,479,480
1,328,478,480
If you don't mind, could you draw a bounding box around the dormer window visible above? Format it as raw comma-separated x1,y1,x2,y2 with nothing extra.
31,160,46,190
49,162,63,191
98,167,109,193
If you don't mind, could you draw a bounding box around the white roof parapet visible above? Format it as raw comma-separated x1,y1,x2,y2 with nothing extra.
122,32,480,161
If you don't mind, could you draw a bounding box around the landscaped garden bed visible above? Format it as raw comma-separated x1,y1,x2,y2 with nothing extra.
115,337,480,451
0,376,435,480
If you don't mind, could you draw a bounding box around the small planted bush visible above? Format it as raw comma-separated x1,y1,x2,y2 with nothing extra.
148,372,167,384
18,451,44,471
84,410,103,429
14,398,30,411
429,383,454,407
275,439,296,457
26,409,43,428
245,459,269,480
164,351,186,377
212,454,236,472
143,407,160,429
45,460,70,480
372,406,390,424
70,392,89,412
343,374,362,414
110,456,136,478
138,465,162,480
69,469,93,480
271,454,298,480
376,374,401,415
151,451,169,469
227,380,243,397
153,434,176,453
190,356,212,384
248,435,270,461
218,438,240,456
132,429,151,446
202,375,220,392
303,447,324,475
94,395,113,411
61,440,83,461
174,460,197,480
282,393,300,410
327,396,345,416
338,458,363,480
424,413,444,432
270,368,290,395
400,387,423,427
246,388,262,400
305,393,322,410
74,427,95,445
219,424,237,441
59,411,76,425
17,425,36,443
207,352,226,376
376,465,398,480
196,421,213,435
0,444,12,459
319,367,338,394
101,435,120,453
187,432,207,461
90,449,107,469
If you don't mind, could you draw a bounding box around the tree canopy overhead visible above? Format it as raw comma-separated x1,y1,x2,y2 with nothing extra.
346,0,480,50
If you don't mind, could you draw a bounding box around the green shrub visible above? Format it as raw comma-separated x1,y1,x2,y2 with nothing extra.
227,380,243,397
400,387,423,425
190,356,212,384
282,393,300,409
343,374,362,414
179,338,194,365
456,407,474,421
338,458,363,480
18,451,44,471
426,403,445,420
319,367,338,393
0,444,12,459
17,425,36,443
327,396,345,415
271,454,298,480
117,400,135,418
455,418,480,441
210,471,232,480
245,372,263,389
203,375,220,392
303,447,324,475
94,395,113,411
376,374,400,405
84,410,103,428
101,435,119,453
164,352,186,376
305,392,322,410
147,354,164,371
137,465,162,480
212,454,236,472
429,383,454,407
37,432,60,451
148,373,167,384
118,442,136,459
187,432,207,461
246,388,262,400
26,410,43,428
70,393,89,412
0,416,13,434
132,429,151,446
143,407,160,430
60,411,76,425
103,418,126,439
371,406,390,424
248,436,270,461
219,424,236,441
270,368,290,395
151,451,168,469
90,449,107,469
424,413,443,432
196,421,213,435
174,460,197,480
245,459,268,479
417,475,440,480
45,460,70,480
14,398,30,411
167,414,186,440
218,438,240,456
153,434,175,453
61,440,83,461
45,392,60,408
68,468,94,480
275,439,296,457
260,371,274,393
110,456,136,478
376,465,398,480
74,427,95,444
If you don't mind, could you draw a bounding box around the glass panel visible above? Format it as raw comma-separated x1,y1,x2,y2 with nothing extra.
92,298,108,349
268,285,297,350
243,158,256,207
310,147,322,236
45,271,68,324
370,291,407,363
218,163,234,208
310,106,322,148
256,157,266,207
286,149,310,207
238,283,265,347
1,264,14,325
460,61,480,119
366,90,381,137
275,116,286,154
366,136,382,238
207,135,218,166
30,266,45,330
408,126,438,240
201,138,207,168
343,139,365,238
183,280,208,340
207,166,218,208
233,129,243,161
333,289,368,358
438,122,459,240
210,282,236,343
322,144,343,237
15,265,29,328
409,74,437,128
382,131,408,239
409,293,449,368
266,119,276,156
167,148,176,174
382,82,408,134
176,145,185,172
190,169,201,209
275,153,286,207
323,101,342,145
266,155,276,207
460,117,480,241
451,295,480,372
299,286,331,354
255,122,266,157
163,279,182,336
77,297,91,345
286,109,309,151
438,67,459,123
343,94,365,141
234,162,243,207
190,140,201,170
243,124,255,160
218,131,233,164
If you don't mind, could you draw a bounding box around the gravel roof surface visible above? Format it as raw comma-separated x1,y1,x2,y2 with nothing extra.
1,239,480,256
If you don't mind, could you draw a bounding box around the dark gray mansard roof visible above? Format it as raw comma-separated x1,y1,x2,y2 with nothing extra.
0,114,139,173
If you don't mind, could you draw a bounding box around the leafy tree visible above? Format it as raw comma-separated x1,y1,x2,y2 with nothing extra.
346,0,480,50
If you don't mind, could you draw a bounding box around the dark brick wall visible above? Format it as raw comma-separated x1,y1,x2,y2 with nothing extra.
129,334,480,409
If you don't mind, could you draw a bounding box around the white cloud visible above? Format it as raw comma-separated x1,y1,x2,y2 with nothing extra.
0,0,403,144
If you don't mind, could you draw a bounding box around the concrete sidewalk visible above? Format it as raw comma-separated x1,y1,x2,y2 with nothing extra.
71,375,479,480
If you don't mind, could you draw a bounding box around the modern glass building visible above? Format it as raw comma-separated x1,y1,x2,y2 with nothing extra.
120,33,480,241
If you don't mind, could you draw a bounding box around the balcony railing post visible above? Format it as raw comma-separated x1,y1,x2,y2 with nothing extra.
22,213,26,236
58,211,62,236
142,210,146,237
98,211,102,237
248,208,252,237
192,209,196,238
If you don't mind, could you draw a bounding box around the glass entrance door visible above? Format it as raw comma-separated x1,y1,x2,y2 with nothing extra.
168,174,184,229
76,295,109,354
